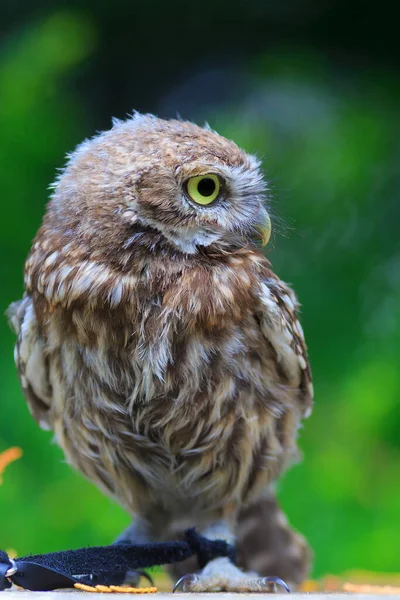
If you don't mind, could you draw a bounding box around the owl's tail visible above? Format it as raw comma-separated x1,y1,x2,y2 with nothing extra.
236,489,312,587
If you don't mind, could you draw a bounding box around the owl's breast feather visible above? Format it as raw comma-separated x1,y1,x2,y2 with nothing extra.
22,248,310,514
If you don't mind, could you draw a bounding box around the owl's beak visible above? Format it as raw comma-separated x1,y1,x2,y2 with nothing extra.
256,214,272,247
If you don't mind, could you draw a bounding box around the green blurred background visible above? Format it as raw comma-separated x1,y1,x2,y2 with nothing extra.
1,0,399,579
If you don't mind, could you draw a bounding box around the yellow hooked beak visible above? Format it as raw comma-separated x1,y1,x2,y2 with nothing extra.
257,214,272,247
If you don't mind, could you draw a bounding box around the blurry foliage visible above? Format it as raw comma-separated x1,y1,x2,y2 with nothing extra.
1,3,399,579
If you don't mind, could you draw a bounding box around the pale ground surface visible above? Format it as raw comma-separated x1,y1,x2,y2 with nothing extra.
4,592,400,600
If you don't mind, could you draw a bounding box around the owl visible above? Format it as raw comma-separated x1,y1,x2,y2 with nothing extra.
8,113,313,592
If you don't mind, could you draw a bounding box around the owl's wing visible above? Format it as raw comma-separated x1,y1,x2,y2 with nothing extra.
7,296,53,430
256,278,313,417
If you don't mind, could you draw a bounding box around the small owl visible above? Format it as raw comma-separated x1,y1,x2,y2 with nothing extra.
8,114,313,592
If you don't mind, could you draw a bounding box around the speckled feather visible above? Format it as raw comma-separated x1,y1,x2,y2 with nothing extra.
8,113,313,585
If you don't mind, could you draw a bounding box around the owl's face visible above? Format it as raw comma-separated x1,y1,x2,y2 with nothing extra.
48,114,270,259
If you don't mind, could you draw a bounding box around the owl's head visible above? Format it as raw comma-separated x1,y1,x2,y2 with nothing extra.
47,113,270,258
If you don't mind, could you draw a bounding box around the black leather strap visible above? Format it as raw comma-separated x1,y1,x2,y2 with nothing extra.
0,529,235,591
184,528,236,569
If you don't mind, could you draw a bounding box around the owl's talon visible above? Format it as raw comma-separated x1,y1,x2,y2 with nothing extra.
261,576,291,593
172,571,290,593
136,571,154,587
172,574,199,593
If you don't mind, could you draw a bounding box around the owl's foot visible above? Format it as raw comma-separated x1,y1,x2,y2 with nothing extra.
172,557,290,593
123,571,154,587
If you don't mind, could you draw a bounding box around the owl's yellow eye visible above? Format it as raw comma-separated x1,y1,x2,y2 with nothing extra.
186,174,221,205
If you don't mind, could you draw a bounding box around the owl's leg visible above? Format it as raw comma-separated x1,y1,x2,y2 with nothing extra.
115,517,153,545
114,518,155,587
172,519,290,593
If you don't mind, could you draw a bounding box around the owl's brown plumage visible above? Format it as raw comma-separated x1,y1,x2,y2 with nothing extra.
9,114,313,590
